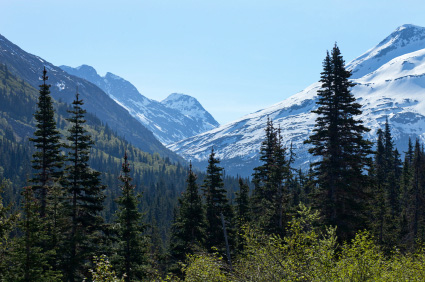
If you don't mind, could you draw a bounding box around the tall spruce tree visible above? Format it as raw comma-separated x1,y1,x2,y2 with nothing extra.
405,139,425,247
63,92,105,281
202,148,232,253
252,118,289,235
252,118,277,205
28,68,65,278
29,67,63,217
369,121,402,250
383,119,402,219
113,152,147,282
304,44,372,241
169,162,206,273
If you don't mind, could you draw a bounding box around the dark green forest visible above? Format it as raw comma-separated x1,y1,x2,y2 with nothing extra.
2,45,425,281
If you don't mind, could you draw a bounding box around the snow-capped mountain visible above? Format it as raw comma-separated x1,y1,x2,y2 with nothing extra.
60,65,219,144
161,93,218,132
168,24,425,177
0,34,183,162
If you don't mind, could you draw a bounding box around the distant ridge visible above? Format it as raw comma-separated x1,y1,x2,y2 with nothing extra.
60,65,219,144
0,33,183,162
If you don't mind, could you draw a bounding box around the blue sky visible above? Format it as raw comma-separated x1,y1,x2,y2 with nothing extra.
2,0,425,124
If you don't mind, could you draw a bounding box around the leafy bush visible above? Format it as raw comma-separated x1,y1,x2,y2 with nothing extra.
85,255,124,282
183,204,425,281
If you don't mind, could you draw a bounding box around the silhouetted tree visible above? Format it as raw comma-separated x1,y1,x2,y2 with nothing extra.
202,148,232,253
169,162,206,274
63,92,105,281
29,67,63,217
305,44,373,241
113,152,147,281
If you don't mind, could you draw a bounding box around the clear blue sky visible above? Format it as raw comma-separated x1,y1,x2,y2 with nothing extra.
2,0,425,124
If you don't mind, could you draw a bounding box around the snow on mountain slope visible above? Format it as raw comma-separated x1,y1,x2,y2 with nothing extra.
161,93,218,132
168,24,425,177
348,24,425,78
60,65,219,144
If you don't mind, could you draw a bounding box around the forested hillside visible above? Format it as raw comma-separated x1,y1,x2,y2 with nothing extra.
0,63,242,245
0,33,182,162
0,64,186,238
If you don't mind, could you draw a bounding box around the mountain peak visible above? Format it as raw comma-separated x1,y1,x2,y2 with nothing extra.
162,93,194,102
60,64,100,81
75,64,98,75
383,24,425,46
105,72,124,81
395,24,424,32
348,24,425,78
161,93,220,128
161,93,203,111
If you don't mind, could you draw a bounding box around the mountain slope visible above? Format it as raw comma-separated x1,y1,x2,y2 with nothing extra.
348,24,425,78
59,65,219,144
161,93,218,132
0,34,182,162
0,63,190,240
168,24,425,177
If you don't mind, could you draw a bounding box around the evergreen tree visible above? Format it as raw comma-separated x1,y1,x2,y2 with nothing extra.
202,148,232,253
274,127,290,231
113,152,147,282
235,178,250,230
287,142,300,208
370,129,388,244
234,178,250,253
0,180,19,280
252,118,278,206
300,163,316,205
304,44,373,241
9,187,61,282
63,92,106,281
370,121,402,250
405,139,425,247
29,67,63,217
45,179,69,273
383,119,401,218
147,218,166,275
169,162,206,274
252,119,289,235
400,138,414,244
